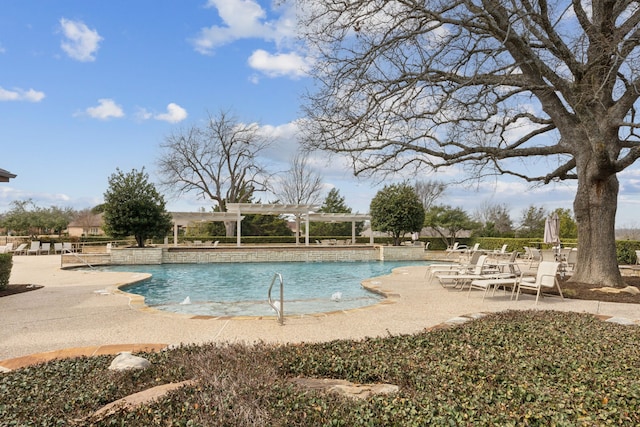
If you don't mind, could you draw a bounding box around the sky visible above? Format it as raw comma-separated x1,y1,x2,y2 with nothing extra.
2,0,640,228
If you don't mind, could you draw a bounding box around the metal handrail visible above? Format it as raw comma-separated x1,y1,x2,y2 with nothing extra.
60,248,94,269
267,273,284,325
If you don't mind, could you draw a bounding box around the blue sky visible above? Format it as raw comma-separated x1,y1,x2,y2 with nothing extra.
2,0,640,228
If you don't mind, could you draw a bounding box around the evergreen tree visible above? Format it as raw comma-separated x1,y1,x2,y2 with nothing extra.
103,168,173,247
370,183,425,246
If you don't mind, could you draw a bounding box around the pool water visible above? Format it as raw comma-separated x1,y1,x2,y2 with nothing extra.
97,261,428,317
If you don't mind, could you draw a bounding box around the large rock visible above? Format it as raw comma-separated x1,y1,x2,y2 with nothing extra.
290,378,399,400
108,352,151,371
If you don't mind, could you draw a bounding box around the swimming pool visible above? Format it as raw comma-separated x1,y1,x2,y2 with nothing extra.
97,261,428,317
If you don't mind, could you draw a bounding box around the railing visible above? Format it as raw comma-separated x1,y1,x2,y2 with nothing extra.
267,273,284,325
60,248,95,269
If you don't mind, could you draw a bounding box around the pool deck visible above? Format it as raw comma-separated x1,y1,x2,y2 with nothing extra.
2,255,640,371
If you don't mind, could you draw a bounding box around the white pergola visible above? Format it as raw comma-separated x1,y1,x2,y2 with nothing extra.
226,203,319,246
171,205,372,247
306,213,372,245
170,212,244,246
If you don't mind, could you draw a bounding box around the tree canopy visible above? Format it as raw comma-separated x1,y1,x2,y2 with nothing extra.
298,0,640,286
310,188,363,236
102,168,173,248
370,183,425,246
425,205,479,247
157,110,271,236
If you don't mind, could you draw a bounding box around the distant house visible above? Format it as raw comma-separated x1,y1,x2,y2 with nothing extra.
67,213,105,237
0,168,16,182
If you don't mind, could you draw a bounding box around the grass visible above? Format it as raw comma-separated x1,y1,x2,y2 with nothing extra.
2,310,640,426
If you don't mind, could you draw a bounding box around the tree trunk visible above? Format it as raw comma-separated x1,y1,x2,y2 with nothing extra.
570,169,624,287
224,221,235,238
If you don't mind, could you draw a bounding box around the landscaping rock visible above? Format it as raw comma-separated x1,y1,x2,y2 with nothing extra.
108,352,151,371
290,378,399,400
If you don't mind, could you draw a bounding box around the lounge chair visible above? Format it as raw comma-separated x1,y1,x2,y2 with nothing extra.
27,241,40,255
445,242,466,257
515,261,564,304
468,252,521,301
40,242,51,254
12,243,27,255
63,242,74,253
492,244,509,259
54,243,63,254
427,250,485,281
437,255,499,289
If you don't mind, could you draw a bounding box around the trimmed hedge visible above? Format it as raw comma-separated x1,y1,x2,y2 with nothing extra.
0,253,12,290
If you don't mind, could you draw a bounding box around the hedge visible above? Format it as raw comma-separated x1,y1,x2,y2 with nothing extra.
0,253,12,290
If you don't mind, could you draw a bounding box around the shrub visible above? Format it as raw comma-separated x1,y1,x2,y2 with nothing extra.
0,253,12,290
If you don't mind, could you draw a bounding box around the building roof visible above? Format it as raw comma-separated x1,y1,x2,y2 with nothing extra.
0,168,16,182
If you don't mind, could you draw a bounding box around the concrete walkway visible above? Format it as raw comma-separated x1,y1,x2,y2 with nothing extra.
2,255,639,369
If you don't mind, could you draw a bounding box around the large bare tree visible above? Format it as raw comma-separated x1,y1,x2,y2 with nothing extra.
298,0,640,286
157,110,272,235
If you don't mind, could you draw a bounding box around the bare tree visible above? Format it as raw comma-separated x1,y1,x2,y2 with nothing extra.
275,151,324,205
299,0,640,286
157,110,272,235
413,180,445,212
473,202,514,237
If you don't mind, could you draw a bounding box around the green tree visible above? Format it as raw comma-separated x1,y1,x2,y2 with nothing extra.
370,183,424,246
555,208,578,240
473,203,514,238
517,206,546,239
310,188,362,236
424,205,478,248
102,168,173,248
0,200,74,236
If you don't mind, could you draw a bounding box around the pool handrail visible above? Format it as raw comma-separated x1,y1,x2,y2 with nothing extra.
267,273,284,325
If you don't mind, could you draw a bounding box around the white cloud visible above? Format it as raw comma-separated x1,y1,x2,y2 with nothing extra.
248,49,310,79
154,103,188,123
0,86,45,102
59,18,103,62
192,0,295,54
82,98,124,120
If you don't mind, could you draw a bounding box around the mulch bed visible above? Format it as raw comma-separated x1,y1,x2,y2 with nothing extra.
0,284,44,297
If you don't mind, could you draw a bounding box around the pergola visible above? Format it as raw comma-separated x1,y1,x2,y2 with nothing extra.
170,211,244,246
170,205,372,247
226,203,319,246
306,213,372,245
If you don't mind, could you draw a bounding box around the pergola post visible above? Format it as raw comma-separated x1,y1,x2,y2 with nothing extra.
173,223,178,247
236,210,242,247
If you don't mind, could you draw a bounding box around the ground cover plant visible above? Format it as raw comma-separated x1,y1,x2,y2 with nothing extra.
2,310,640,426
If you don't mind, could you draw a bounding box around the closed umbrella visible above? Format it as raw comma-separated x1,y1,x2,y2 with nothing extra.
543,212,560,246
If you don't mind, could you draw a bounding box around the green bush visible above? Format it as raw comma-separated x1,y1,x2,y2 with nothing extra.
0,253,13,290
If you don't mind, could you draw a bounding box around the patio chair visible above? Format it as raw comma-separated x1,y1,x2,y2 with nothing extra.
54,243,63,254
515,261,564,305
12,243,27,255
62,242,74,253
40,242,51,254
27,241,40,255
528,248,542,267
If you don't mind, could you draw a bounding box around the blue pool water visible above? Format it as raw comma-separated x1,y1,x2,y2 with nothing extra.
96,261,428,317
